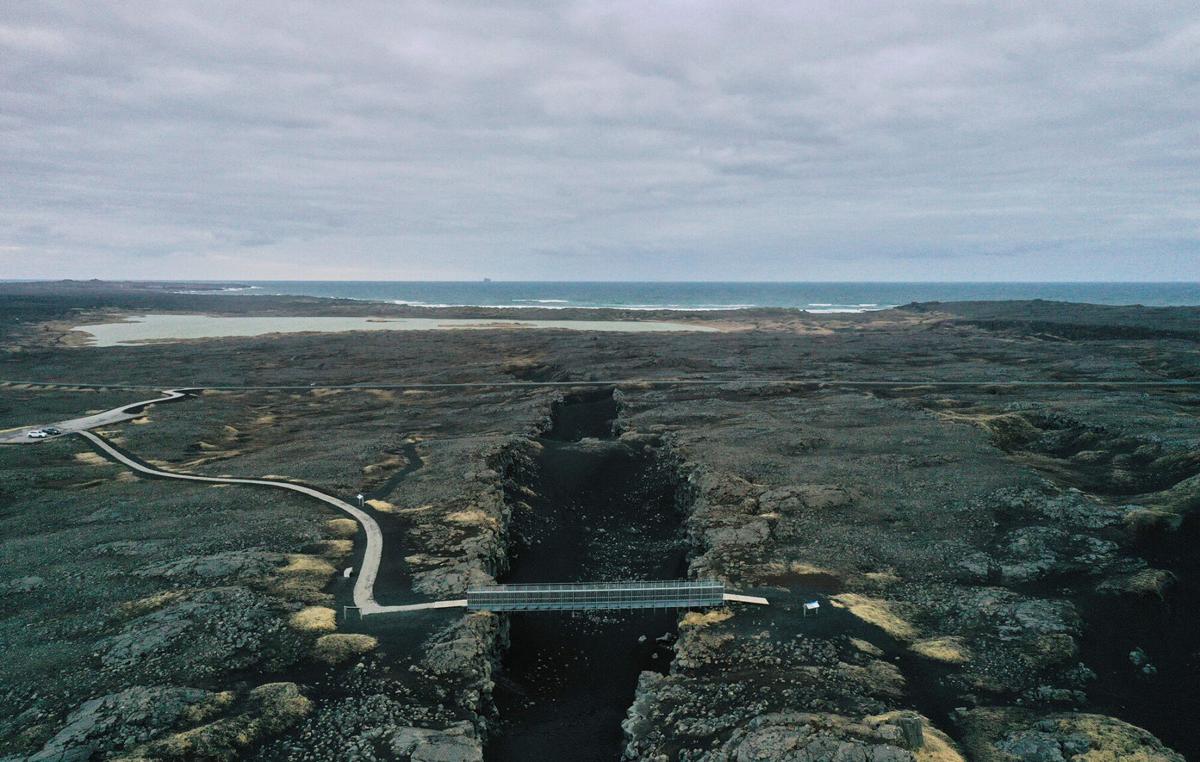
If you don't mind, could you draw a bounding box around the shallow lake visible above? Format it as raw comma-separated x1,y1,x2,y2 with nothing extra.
74,314,719,346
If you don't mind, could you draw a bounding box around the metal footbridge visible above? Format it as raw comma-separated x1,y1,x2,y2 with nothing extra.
465,579,766,612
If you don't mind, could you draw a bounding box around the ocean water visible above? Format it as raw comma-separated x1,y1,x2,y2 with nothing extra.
194,282,1200,312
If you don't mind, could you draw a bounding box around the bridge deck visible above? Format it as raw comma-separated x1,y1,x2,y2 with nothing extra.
467,579,725,612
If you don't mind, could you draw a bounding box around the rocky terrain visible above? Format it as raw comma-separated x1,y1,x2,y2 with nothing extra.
0,282,1196,760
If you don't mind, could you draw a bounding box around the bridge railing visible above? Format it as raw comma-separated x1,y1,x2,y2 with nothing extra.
466,579,725,612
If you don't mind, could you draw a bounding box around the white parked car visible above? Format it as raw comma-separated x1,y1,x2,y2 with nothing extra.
26,430,48,439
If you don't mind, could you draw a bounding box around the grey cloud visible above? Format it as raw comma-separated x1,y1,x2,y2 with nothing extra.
0,1,1197,280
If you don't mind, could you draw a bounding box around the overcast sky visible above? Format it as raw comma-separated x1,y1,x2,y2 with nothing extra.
2,2,1197,281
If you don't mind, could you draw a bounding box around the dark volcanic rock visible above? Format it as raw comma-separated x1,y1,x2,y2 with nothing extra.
26,686,218,761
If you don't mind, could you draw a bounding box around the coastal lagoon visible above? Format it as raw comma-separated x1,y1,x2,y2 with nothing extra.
73,314,719,347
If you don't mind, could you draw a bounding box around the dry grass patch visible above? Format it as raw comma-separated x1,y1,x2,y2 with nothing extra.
1098,568,1176,599
177,451,241,469
404,553,446,567
365,499,395,512
791,561,836,576
939,410,1067,454
1049,713,1182,762
181,690,236,725
313,539,354,557
911,636,971,664
121,590,186,618
868,712,966,762
272,555,337,603
446,509,496,528
394,503,435,515
831,593,919,641
326,518,358,538
850,637,884,657
313,633,377,664
915,731,968,762
74,451,111,467
146,684,307,759
365,389,395,402
1125,508,1182,534
961,709,1183,762
680,608,733,628
250,682,312,733
280,555,335,576
131,416,151,425
290,606,337,632
863,570,901,587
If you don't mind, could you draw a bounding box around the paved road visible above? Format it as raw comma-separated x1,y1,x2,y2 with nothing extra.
4,377,1199,396
6,376,1197,443
0,388,191,445
8,374,1193,445
79,430,461,616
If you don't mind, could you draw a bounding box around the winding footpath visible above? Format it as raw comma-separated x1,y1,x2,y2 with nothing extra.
0,388,191,445
77,429,463,616
1,387,464,614
5,378,1200,397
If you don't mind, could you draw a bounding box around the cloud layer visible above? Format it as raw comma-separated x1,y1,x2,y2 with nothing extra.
2,2,1197,280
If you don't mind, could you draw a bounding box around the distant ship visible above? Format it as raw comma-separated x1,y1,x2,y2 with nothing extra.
482,277,492,283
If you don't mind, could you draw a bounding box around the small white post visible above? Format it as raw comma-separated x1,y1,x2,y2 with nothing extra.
356,493,364,508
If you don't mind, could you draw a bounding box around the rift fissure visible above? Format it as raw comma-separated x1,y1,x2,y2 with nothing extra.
487,389,689,762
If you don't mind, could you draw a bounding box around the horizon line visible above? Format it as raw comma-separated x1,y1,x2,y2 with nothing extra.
5,278,1200,286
